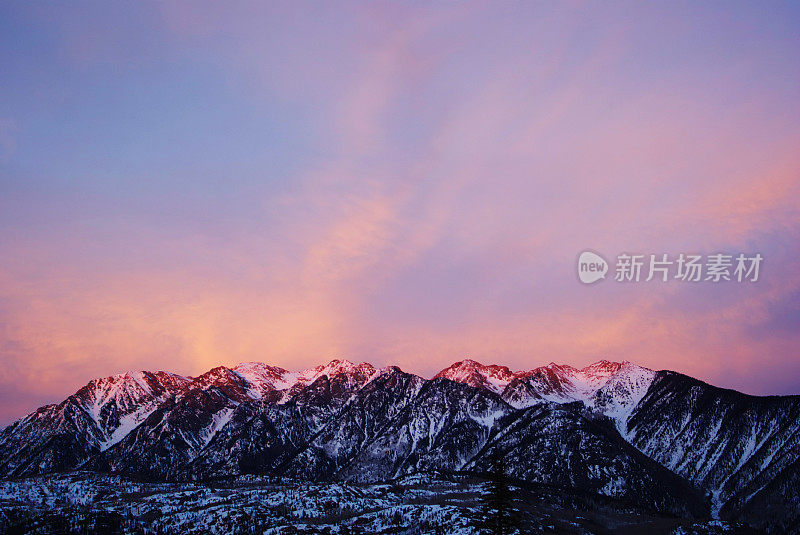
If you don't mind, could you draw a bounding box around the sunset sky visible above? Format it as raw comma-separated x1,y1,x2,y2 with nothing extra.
1,2,799,425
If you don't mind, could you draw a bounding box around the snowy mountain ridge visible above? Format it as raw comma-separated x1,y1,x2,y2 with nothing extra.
1,358,798,531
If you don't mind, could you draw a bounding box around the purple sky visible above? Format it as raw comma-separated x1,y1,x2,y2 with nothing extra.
1,2,799,425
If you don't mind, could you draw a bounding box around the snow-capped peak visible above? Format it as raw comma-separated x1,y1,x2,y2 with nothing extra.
72,370,191,449
222,359,379,400
298,359,374,381
586,362,657,432
486,359,656,413
434,359,637,402
434,359,516,394
231,362,292,396
580,360,624,377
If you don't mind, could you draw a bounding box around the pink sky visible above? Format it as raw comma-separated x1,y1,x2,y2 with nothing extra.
0,2,799,425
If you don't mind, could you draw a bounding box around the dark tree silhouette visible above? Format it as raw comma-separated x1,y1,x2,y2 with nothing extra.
480,452,519,535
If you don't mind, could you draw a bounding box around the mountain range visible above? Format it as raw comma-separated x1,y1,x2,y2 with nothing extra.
1,358,798,532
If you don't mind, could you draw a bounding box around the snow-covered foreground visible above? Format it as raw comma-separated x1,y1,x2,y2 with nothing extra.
0,472,752,534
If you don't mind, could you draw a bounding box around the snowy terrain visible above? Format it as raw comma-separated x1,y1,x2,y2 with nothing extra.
0,472,753,534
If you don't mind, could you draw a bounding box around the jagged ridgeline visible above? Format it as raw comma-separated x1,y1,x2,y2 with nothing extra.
1,359,798,531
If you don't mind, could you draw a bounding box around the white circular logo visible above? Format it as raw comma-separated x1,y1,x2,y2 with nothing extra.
578,251,608,284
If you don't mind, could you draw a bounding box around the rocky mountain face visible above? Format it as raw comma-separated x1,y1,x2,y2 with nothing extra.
1,358,797,531
0,370,191,477
626,371,800,532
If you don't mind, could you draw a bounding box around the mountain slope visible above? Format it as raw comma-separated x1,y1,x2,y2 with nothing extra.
0,371,190,477
625,370,800,531
465,402,707,517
